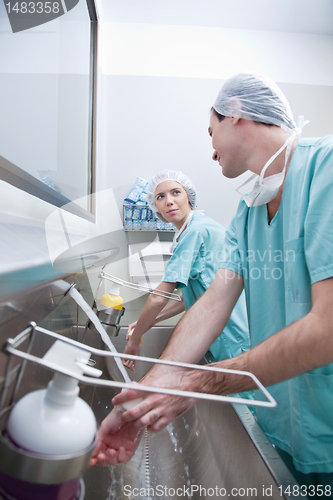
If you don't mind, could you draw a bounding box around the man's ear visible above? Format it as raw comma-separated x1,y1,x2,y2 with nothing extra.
227,97,242,124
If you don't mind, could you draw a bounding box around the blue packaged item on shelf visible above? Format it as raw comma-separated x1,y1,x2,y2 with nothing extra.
124,177,149,203
122,199,175,232
140,207,147,220
139,192,148,203
124,205,132,219
132,207,141,220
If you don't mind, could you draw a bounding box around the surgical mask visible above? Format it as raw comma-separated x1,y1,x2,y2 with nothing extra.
236,132,296,207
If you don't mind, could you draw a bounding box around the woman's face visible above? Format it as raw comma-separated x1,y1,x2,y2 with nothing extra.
154,180,191,230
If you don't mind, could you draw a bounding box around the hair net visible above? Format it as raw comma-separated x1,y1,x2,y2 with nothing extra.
213,73,298,133
147,170,197,222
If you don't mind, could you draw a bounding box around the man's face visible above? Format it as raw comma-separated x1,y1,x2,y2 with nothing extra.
208,111,245,179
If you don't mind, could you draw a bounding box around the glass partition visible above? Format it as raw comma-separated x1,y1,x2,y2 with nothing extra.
0,0,97,220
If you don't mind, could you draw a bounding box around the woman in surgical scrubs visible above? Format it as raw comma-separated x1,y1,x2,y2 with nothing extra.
123,169,249,371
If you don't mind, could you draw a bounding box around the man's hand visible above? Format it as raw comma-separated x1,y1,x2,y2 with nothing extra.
112,367,199,432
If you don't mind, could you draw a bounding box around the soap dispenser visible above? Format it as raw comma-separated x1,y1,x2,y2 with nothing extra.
99,283,123,310
96,283,125,337
0,340,100,500
7,371,96,456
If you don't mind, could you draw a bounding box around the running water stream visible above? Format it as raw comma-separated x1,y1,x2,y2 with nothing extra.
67,286,131,384
64,283,153,496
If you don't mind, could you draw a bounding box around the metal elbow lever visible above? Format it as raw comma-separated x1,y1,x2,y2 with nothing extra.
98,271,182,302
3,324,276,409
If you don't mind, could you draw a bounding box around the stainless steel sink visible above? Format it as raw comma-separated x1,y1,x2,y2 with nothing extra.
0,275,299,500
82,327,299,500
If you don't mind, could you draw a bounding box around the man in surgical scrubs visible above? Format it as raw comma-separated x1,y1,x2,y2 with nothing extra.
91,73,333,494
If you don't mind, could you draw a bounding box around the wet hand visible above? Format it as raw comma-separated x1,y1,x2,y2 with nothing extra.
90,407,144,467
112,368,198,432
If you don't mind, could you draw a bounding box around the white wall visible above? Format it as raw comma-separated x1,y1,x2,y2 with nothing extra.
92,14,333,323
95,22,333,229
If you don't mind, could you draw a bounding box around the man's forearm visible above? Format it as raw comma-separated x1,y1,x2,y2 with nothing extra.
114,277,333,432
186,277,333,396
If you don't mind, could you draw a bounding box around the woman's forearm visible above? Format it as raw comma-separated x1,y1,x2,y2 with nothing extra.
129,281,177,343
155,296,185,324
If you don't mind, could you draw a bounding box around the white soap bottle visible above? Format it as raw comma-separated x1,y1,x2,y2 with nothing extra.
7,373,96,455
7,341,99,455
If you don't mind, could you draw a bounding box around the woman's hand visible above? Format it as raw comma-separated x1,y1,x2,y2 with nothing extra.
122,338,141,371
127,321,138,334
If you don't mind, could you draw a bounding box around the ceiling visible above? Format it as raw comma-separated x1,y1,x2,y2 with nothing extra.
96,0,333,36
1,1,332,36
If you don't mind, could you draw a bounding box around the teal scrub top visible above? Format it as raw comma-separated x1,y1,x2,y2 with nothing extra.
162,212,250,361
220,136,333,474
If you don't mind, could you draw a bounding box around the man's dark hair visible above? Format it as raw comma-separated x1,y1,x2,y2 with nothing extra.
211,108,225,122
